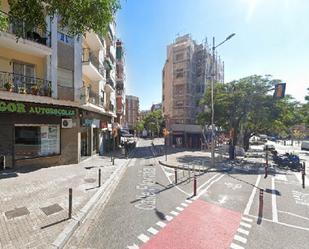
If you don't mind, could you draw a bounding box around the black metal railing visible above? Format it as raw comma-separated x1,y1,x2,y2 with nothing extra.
1,10,51,47
0,71,52,96
82,48,105,76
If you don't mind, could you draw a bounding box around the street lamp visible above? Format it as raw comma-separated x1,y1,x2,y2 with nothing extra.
210,33,235,167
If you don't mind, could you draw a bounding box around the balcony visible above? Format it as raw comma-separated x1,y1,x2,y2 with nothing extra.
79,86,104,107
108,44,116,62
105,71,115,91
116,80,124,90
0,71,52,97
84,31,104,51
0,11,52,57
104,101,114,112
82,48,104,81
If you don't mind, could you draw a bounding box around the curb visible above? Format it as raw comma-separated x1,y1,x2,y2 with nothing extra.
50,145,138,249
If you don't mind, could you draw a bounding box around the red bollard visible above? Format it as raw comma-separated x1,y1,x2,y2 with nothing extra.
174,168,178,184
193,176,197,196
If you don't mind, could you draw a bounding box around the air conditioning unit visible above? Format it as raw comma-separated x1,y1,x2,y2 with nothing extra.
62,118,73,128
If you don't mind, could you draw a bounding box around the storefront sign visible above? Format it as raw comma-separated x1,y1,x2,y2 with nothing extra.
0,101,75,116
82,119,100,127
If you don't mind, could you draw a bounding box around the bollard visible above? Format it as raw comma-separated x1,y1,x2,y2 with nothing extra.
188,166,191,182
98,169,101,187
112,158,115,165
264,150,268,178
302,162,306,189
258,189,264,218
68,188,72,219
193,176,197,196
174,168,178,184
264,164,268,178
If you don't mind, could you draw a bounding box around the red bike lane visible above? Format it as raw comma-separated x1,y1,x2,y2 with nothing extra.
141,199,241,249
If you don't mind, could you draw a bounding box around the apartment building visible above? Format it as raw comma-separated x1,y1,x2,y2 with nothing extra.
115,39,126,127
0,0,117,169
125,95,139,133
162,34,224,148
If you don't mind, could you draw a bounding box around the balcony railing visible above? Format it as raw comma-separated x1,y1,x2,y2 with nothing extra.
82,48,104,76
0,10,51,47
79,86,104,107
105,101,114,112
0,71,52,96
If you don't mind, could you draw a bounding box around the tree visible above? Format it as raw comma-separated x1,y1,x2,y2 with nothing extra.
135,120,144,135
143,110,164,137
0,7,8,31
7,0,120,37
198,75,297,157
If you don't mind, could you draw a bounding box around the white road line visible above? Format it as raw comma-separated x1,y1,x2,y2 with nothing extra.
237,228,249,236
181,203,188,207
147,227,158,235
156,221,166,228
275,174,287,181
170,210,179,216
176,206,184,211
234,235,247,244
246,213,309,231
197,174,225,198
160,165,191,196
240,222,252,228
278,210,309,221
197,173,220,191
241,217,253,223
138,234,149,243
185,199,192,203
272,177,278,222
165,215,173,221
230,242,245,249
127,243,139,249
294,172,309,187
244,175,261,215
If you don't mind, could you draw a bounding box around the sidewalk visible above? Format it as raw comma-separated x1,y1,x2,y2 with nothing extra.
0,152,130,249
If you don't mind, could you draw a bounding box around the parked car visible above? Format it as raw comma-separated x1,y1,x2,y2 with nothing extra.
301,141,309,151
263,144,276,151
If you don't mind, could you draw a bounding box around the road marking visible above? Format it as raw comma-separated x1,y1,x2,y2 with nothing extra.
230,242,245,249
272,177,278,222
170,210,179,216
185,199,192,203
165,215,173,221
176,206,184,211
181,202,188,207
241,217,253,223
147,227,159,235
156,221,166,228
160,165,191,196
237,228,249,236
275,174,287,181
197,174,225,198
294,172,309,188
127,243,139,249
197,173,220,191
234,235,247,244
138,234,149,243
244,175,261,215
278,210,309,221
240,222,252,228
247,213,309,231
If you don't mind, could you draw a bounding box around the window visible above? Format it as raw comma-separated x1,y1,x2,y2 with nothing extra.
13,62,35,84
175,53,184,61
58,68,74,87
57,31,74,46
175,68,184,78
15,125,60,159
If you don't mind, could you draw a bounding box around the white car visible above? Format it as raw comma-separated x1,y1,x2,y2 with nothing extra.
301,141,309,151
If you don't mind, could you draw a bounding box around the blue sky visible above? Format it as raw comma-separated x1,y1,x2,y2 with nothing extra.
116,0,309,110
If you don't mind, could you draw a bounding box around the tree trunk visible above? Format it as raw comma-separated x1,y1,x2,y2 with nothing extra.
243,131,251,152
229,128,238,160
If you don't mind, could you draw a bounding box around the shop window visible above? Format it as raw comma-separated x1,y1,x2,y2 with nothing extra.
15,125,60,159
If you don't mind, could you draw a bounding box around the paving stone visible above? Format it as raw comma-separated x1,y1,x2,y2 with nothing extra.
40,204,63,216
5,207,30,219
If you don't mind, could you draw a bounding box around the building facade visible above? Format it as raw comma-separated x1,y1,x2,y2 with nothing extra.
125,95,139,133
115,39,126,127
0,0,117,169
162,34,224,148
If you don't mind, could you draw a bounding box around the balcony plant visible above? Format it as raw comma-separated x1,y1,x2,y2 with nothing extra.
4,82,14,92
18,86,27,94
44,83,52,96
31,84,41,95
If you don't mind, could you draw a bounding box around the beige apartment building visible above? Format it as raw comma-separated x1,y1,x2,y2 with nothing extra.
125,95,139,133
162,34,224,148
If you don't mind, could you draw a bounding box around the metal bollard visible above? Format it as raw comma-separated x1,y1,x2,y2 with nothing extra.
68,188,73,219
302,162,306,189
174,168,178,184
264,164,268,178
112,158,115,165
98,169,101,187
259,189,264,217
193,176,197,196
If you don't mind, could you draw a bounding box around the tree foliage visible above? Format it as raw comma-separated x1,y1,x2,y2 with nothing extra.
142,110,164,136
0,7,8,31
135,120,144,133
198,75,304,154
7,0,120,36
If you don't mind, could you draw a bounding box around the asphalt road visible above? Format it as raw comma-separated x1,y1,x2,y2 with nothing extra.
65,138,309,249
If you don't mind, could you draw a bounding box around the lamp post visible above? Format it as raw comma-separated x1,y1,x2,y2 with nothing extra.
211,33,235,167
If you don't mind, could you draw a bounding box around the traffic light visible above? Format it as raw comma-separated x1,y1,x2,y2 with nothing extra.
273,83,286,99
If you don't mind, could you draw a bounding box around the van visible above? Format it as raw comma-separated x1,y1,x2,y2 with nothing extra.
301,141,309,151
